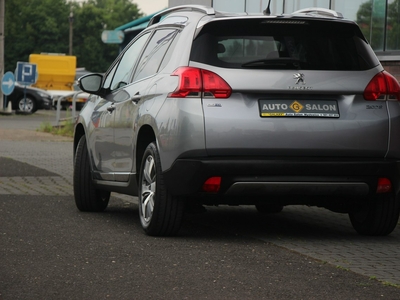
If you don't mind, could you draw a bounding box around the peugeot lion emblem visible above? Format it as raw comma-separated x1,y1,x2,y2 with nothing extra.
293,73,306,85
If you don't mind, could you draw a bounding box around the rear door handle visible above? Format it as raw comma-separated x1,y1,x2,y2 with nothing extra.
107,103,115,113
131,96,141,104
131,92,141,104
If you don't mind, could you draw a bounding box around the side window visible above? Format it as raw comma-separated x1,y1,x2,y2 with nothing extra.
159,30,180,71
103,63,117,90
133,29,177,82
107,32,150,91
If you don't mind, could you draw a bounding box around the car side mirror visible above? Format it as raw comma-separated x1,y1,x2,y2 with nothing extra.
78,74,103,95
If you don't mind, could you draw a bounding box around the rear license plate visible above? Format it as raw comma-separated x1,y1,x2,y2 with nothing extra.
259,99,339,118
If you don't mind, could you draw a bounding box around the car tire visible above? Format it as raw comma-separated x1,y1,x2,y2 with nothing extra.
349,193,400,236
73,135,110,212
255,203,283,214
138,142,185,236
17,96,37,113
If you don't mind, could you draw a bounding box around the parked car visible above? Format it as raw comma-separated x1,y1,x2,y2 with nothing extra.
6,83,52,113
73,5,400,236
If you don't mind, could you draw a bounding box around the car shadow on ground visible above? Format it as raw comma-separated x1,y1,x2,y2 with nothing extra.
96,198,399,241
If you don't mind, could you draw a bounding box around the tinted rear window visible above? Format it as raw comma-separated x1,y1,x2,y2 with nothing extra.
190,19,379,71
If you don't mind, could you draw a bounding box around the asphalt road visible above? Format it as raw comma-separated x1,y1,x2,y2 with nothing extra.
1,110,400,299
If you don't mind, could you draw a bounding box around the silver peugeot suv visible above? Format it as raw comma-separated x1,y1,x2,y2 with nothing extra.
74,5,400,236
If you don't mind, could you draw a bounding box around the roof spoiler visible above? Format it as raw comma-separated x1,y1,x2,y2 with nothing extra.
148,5,215,27
292,7,343,19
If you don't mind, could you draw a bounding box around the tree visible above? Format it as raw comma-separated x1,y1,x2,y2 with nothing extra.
71,0,142,72
4,0,143,74
5,0,69,72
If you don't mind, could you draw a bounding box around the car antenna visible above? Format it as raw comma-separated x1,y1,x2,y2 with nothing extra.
263,0,272,15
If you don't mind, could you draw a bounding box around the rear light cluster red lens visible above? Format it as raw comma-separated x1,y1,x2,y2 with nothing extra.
364,71,400,101
376,177,392,194
202,177,221,193
169,67,232,98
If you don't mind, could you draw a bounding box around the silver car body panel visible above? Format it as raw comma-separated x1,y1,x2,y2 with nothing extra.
188,63,393,158
86,98,115,180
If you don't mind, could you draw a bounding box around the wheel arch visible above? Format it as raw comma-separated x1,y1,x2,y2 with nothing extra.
136,125,156,183
18,93,38,103
74,123,86,160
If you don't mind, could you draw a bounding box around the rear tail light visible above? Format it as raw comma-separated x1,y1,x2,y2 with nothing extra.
364,71,400,101
202,177,222,193
169,67,232,98
376,177,392,194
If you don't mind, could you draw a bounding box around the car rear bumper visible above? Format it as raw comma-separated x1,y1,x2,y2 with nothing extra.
163,157,400,201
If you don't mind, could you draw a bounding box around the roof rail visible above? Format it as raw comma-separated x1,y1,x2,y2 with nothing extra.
292,7,343,19
148,5,215,27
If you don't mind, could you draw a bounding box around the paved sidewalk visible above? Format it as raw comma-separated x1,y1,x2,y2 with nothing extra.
1,119,400,288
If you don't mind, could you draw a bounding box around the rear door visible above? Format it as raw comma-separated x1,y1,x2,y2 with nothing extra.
112,28,179,180
87,94,115,180
89,31,151,181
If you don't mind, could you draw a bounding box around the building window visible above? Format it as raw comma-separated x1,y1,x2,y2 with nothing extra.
213,0,400,52
350,0,386,51
284,0,330,12
387,0,400,50
246,0,283,13
214,0,245,12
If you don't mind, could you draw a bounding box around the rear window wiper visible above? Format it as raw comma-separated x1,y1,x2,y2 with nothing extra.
241,58,301,69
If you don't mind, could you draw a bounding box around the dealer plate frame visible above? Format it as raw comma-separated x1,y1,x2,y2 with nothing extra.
259,99,339,118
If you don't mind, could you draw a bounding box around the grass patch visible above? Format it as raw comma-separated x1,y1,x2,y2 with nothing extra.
369,276,400,289
336,265,350,271
382,281,400,288
38,120,74,137
38,107,75,137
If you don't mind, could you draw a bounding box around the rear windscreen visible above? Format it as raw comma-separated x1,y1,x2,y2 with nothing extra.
190,19,379,71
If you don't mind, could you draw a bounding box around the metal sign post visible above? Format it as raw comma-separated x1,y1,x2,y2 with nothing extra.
0,0,5,112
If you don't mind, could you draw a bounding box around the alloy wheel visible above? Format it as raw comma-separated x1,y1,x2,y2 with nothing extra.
140,155,156,223
18,98,34,112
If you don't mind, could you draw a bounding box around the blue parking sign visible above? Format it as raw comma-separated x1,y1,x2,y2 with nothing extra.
15,62,37,85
